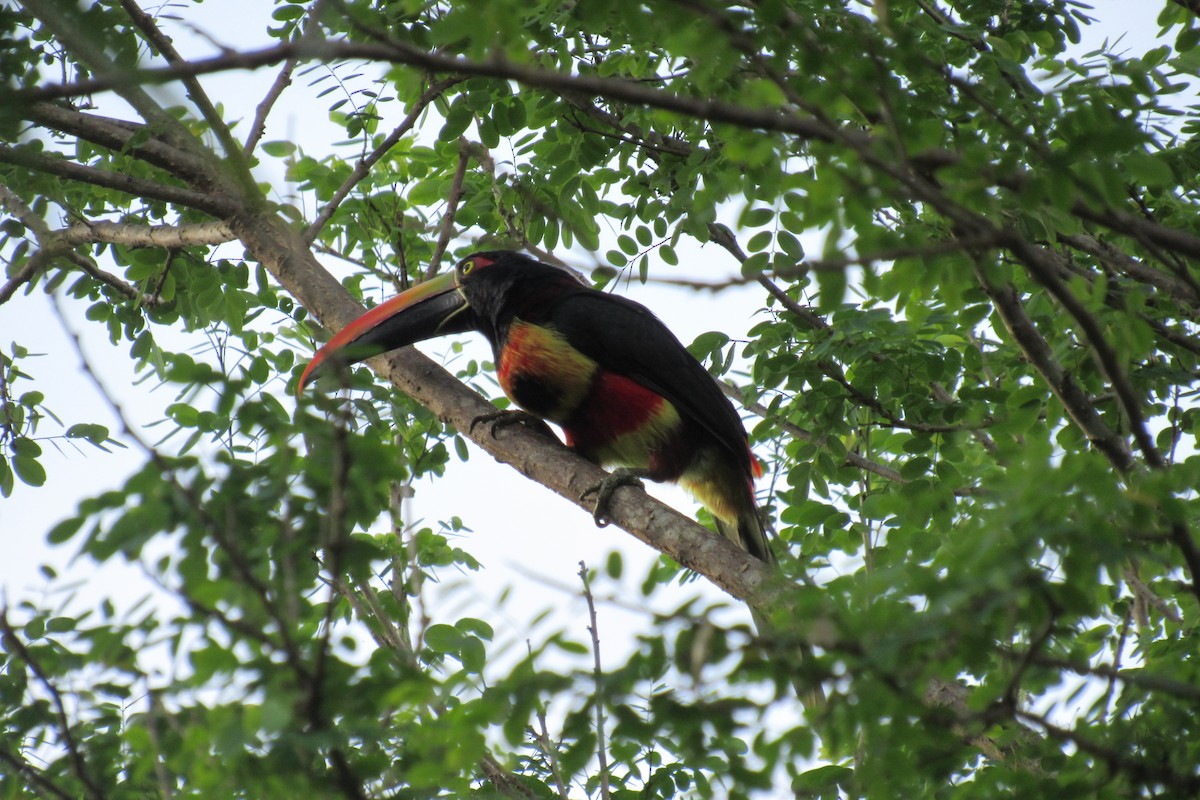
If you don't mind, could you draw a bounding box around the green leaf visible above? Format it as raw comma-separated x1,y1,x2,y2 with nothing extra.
424,624,463,654
261,141,296,157
13,453,45,487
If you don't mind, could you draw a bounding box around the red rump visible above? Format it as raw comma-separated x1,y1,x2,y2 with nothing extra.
564,371,665,449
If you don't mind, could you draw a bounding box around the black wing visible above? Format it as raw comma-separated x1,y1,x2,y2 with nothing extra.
543,288,753,472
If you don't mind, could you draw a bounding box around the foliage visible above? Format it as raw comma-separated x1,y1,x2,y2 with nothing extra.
3,0,1200,797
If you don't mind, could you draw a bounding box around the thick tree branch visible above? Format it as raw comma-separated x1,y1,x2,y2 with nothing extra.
58,220,234,248
24,103,227,193
0,143,232,216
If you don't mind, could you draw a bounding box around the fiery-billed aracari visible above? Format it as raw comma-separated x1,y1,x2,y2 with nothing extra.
297,250,772,564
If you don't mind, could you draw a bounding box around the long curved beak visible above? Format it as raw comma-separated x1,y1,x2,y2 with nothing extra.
297,271,471,393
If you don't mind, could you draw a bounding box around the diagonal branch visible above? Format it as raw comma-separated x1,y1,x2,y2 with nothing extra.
0,143,232,216
304,77,464,244
20,0,199,156
1002,235,1163,468
424,140,470,280
0,607,106,800
973,259,1136,472
244,0,332,155
118,0,245,167
25,103,223,191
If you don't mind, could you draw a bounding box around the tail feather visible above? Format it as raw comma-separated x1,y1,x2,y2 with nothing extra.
714,508,775,565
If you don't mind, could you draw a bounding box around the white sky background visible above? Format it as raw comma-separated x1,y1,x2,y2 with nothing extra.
0,0,1178,746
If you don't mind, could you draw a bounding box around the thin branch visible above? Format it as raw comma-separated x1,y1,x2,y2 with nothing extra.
725,382,986,497
20,0,199,156
244,0,332,155
1003,235,1164,469
973,261,1136,472
0,607,106,800
304,77,463,244
0,745,78,800
0,251,44,305
528,641,570,800
1015,707,1200,794
118,0,243,163
64,249,174,308
308,407,367,800
579,563,612,800
46,294,311,683
1059,232,1200,313
424,141,470,279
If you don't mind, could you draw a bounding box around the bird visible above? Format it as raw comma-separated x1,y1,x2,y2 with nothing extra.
297,250,773,565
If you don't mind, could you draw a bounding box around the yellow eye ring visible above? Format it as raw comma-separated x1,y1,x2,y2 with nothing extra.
460,259,474,276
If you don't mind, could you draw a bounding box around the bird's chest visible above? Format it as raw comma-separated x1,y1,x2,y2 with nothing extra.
497,320,597,422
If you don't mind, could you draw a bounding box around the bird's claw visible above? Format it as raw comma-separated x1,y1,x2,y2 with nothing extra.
580,469,649,528
469,409,554,439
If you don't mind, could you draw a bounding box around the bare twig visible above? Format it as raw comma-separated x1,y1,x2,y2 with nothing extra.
528,643,570,799
245,0,332,155
579,562,611,800
425,141,471,279
304,77,463,244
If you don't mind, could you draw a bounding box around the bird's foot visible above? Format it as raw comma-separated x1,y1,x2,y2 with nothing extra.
469,408,555,440
580,468,652,527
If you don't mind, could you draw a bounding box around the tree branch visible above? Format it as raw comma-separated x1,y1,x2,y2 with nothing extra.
973,261,1136,472
118,0,244,163
0,606,106,800
424,139,470,279
0,143,232,216
58,220,234,248
23,103,225,192
1003,234,1164,469
304,76,463,244
20,0,200,157
13,35,1200,264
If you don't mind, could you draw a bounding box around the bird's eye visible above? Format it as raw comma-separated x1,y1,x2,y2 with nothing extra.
459,259,474,276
